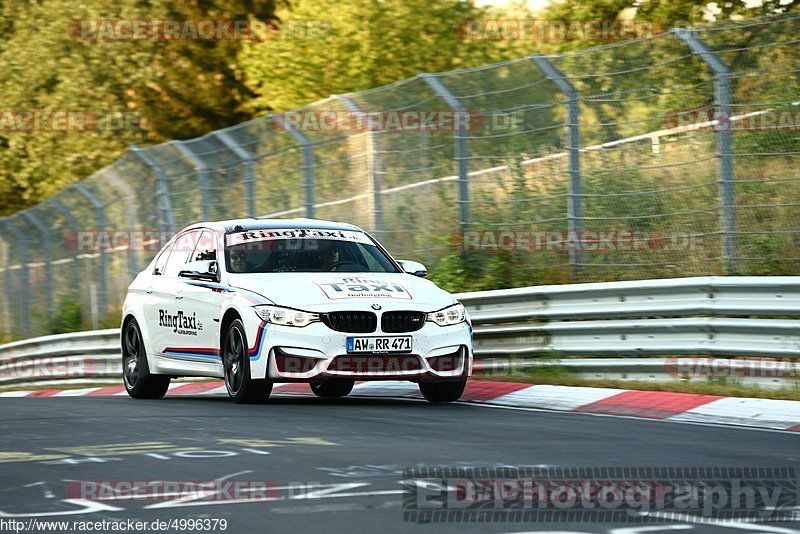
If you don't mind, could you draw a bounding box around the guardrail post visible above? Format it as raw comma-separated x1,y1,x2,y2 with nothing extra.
335,94,383,235
170,141,210,221
214,130,256,218
530,56,584,279
48,198,81,291
130,145,176,234
420,74,469,231
0,219,31,337
73,184,108,316
20,212,53,315
274,115,315,218
674,29,738,274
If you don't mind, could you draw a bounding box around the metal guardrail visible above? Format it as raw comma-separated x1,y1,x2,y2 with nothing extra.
462,276,800,357
1,276,799,389
0,329,120,387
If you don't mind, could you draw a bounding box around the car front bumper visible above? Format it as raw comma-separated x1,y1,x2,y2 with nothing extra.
245,319,472,381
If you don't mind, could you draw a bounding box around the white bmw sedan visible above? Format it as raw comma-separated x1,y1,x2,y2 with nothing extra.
121,219,473,404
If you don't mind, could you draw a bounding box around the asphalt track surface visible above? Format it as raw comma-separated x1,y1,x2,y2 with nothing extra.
1,392,798,534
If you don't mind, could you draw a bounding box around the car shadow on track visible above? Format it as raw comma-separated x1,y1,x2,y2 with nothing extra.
156,394,455,408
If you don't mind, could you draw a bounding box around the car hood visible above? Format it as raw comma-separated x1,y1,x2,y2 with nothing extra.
226,272,457,312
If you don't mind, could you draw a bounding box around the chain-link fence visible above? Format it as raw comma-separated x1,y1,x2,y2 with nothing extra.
1,14,798,339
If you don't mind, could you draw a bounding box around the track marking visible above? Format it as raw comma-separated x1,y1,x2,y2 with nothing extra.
0,499,123,518
642,512,800,533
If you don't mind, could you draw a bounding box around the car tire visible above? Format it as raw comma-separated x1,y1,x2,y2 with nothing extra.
310,379,354,398
223,318,272,404
122,319,170,399
418,379,467,403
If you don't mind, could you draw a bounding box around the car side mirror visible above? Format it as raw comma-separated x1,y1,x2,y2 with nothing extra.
397,260,427,277
179,260,219,282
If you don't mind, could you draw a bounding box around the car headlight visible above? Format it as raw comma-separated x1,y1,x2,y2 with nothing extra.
253,305,319,327
427,303,466,326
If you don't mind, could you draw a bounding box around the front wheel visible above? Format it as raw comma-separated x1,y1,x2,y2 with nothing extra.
418,379,467,403
223,319,272,404
122,319,170,399
310,379,354,398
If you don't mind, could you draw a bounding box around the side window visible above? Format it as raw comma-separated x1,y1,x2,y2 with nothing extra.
152,241,173,276
191,230,217,262
163,231,200,278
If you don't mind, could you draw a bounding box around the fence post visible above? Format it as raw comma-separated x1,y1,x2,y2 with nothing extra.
0,219,30,337
335,94,383,235
0,232,8,337
274,115,315,218
48,198,81,291
170,141,210,221
674,28,738,274
420,74,469,231
73,184,108,316
214,130,256,218
21,211,53,315
130,145,176,234
102,170,140,279
530,56,584,279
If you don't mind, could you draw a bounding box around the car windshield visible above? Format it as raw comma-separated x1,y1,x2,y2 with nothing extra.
224,228,400,274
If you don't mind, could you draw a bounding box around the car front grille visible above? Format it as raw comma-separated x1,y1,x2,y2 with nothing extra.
321,311,377,333
381,311,426,333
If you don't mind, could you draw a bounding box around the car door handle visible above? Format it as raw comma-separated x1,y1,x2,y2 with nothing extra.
176,291,184,300
145,286,153,294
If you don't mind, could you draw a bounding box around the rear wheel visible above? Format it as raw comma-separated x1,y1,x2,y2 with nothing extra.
122,319,170,399
223,319,272,404
418,379,467,403
310,379,355,398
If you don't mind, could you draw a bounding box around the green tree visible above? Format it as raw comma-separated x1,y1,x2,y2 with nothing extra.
0,0,279,216
238,0,524,112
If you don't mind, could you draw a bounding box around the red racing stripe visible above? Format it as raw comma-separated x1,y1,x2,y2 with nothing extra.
574,390,722,419
163,347,219,355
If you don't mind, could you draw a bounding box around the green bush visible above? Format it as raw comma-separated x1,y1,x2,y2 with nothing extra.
48,296,83,335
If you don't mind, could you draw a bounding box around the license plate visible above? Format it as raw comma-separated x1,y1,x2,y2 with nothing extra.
346,336,412,353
